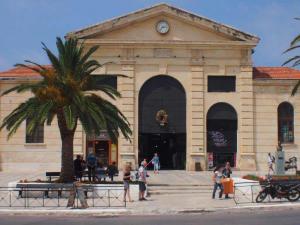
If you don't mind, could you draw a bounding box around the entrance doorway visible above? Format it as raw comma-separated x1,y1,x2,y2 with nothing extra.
138,75,186,169
86,133,118,167
207,103,237,168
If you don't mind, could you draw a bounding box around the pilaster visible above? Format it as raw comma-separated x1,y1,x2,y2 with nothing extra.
118,61,136,169
239,66,256,170
189,65,205,170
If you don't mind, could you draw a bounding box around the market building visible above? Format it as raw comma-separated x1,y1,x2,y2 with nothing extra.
0,3,300,172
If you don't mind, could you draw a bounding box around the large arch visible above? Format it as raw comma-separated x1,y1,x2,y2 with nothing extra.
206,102,238,168
138,75,186,169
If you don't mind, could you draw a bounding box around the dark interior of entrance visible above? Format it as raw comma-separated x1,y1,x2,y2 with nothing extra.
207,103,237,168
139,133,186,169
138,75,186,170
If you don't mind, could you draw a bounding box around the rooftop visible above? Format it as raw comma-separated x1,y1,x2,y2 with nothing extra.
0,66,300,80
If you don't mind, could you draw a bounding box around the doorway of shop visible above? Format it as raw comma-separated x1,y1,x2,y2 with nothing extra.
207,102,237,168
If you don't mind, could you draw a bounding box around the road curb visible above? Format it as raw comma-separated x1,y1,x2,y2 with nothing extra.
0,208,128,216
0,202,300,216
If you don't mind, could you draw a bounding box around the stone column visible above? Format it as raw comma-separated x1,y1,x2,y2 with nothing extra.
239,66,256,170
189,65,205,170
118,61,136,169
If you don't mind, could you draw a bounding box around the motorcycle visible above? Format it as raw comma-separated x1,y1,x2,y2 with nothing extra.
256,179,300,203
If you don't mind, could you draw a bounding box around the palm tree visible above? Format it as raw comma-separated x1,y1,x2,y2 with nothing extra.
283,18,300,95
0,37,132,182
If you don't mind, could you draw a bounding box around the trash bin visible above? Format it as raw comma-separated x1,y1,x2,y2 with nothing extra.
221,178,234,194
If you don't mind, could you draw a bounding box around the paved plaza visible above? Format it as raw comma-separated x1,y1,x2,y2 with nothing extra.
0,169,293,215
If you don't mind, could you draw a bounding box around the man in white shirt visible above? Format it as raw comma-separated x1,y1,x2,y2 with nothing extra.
138,161,147,201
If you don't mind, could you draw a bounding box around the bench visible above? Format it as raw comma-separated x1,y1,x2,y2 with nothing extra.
46,170,119,182
46,172,61,182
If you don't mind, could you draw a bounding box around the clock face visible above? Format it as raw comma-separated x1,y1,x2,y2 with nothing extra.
156,21,170,34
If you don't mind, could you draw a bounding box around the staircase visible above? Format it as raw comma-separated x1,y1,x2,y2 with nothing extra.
148,184,212,195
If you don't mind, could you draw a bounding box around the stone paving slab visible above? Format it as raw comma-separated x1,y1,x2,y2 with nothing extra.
0,169,293,216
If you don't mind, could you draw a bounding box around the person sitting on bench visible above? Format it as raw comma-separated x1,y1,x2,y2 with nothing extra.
107,161,118,182
95,162,107,182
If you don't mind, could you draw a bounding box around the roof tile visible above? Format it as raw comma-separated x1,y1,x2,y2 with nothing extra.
1,66,300,80
253,67,300,80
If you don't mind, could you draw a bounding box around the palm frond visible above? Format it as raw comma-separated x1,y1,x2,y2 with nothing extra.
292,58,300,67
292,80,300,96
291,34,300,46
0,98,54,139
1,83,43,96
79,45,99,67
42,41,62,76
63,105,76,130
14,63,42,74
283,45,300,54
282,55,300,66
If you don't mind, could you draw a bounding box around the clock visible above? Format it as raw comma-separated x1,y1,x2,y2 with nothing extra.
156,20,170,34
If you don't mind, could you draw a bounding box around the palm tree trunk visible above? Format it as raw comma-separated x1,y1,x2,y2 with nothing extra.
60,131,75,182
57,110,77,183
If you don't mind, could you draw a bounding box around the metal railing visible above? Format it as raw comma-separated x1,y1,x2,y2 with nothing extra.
0,185,126,208
233,182,263,204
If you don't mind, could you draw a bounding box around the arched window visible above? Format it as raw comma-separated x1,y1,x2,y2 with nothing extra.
278,102,294,143
25,118,44,143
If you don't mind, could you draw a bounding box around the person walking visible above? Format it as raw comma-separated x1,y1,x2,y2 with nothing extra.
268,152,275,175
138,161,147,201
123,164,133,202
222,162,232,199
151,153,160,174
86,152,97,182
212,165,224,199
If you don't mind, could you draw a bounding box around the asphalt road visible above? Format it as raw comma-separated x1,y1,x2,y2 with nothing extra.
0,208,300,225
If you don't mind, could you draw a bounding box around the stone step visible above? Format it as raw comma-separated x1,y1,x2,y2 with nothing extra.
148,184,211,187
148,186,211,191
148,189,212,195
147,184,213,195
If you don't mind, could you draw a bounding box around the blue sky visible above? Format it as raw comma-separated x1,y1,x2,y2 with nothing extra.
0,0,299,70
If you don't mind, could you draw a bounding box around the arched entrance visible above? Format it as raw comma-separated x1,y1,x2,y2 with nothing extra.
207,103,237,168
139,75,186,169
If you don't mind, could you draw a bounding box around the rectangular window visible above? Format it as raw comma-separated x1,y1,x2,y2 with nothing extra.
208,76,236,92
26,119,44,143
93,75,117,90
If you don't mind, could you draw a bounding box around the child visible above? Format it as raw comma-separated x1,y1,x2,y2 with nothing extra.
151,153,160,174
212,165,224,199
123,165,133,202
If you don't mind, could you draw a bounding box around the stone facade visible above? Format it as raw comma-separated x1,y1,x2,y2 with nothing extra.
0,4,299,172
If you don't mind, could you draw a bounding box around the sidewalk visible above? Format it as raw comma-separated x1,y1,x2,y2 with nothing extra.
0,170,298,215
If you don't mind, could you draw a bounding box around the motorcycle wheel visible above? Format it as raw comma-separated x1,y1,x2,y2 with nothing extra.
256,191,268,203
287,189,300,202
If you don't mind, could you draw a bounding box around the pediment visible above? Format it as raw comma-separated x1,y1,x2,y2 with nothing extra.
67,4,259,44
92,15,231,42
